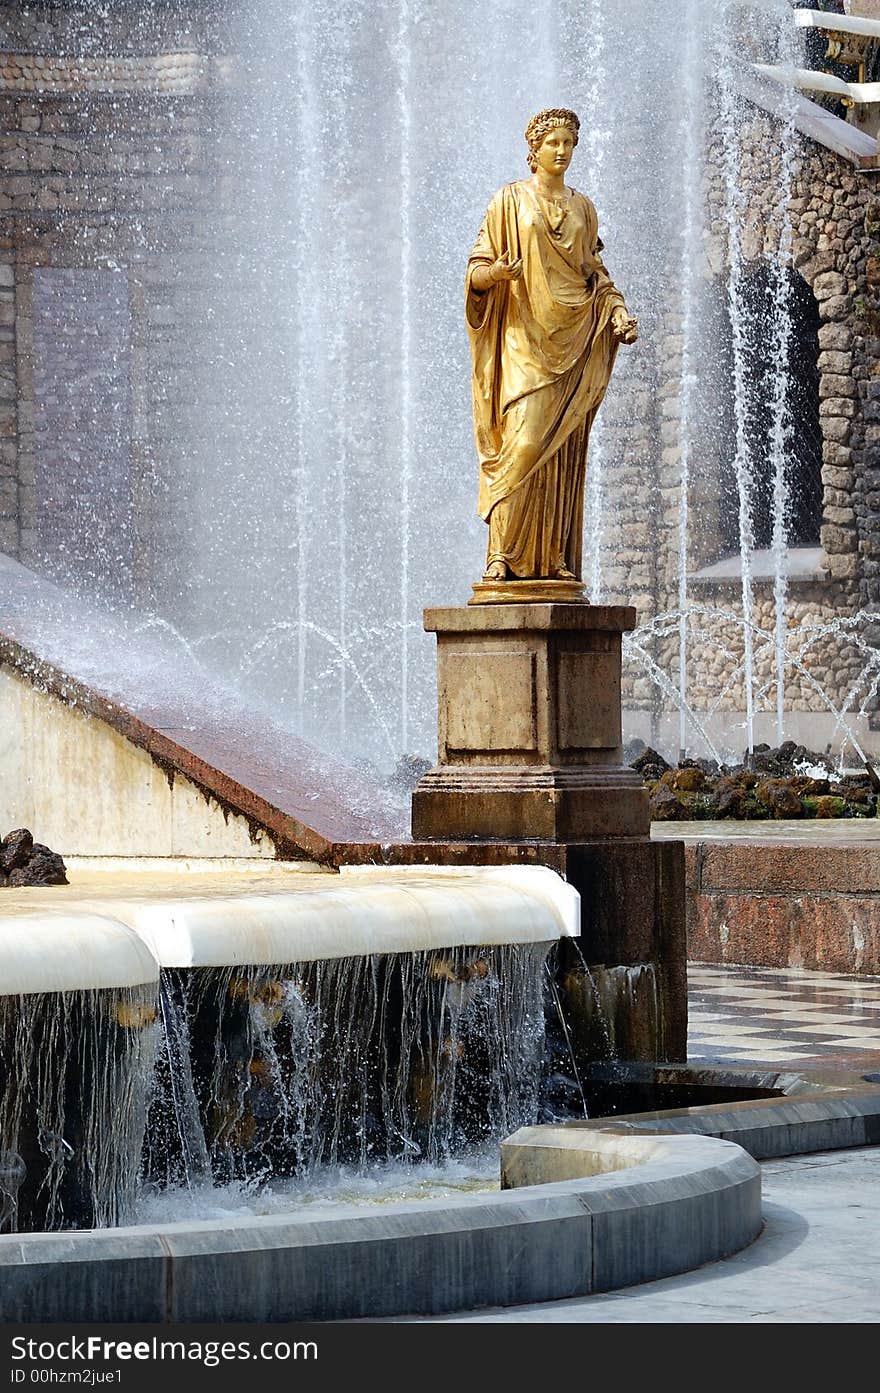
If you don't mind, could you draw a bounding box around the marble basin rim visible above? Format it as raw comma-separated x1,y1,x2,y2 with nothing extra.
0,1126,761,1322
0,860,580,977
553,1060,880,1163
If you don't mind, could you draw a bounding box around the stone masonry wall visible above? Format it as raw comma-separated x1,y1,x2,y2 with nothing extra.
619,104,880,741
0,2,217,608
0,8,878,744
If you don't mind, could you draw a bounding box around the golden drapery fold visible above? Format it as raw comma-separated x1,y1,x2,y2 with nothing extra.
466,179,625,578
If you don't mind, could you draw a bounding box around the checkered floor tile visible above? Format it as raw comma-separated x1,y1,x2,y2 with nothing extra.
687,963,880,1069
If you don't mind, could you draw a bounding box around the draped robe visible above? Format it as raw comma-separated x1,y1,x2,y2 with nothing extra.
466,180,625,579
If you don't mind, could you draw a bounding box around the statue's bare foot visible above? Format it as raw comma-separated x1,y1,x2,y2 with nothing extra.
483,560,507,581
553,564,576,581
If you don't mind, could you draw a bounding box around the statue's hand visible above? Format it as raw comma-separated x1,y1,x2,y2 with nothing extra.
611,307,638,345
489,252,523,284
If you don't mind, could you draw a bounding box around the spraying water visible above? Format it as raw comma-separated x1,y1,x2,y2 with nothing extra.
156,0,728,765
20,0,871,772
768,10,799,747
144,944,549,1188
676,0,704,758
0,986,158,1232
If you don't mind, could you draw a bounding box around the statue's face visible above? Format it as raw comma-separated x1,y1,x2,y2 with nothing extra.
535,125,575,177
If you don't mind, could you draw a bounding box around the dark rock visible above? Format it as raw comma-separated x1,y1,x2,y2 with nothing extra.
837,774,873,803
622,738,647,765
8,848,67,886
748,750,780,775
661,766,706,793
387,754,432,794
756,779,804,819
805,794,848,819
682,792,718,820
715,780,749,819
649,784,683,821
0,828,33,874
636,764,668,784
732,770,758,789
632,746,670,776
1,830,67,887
792,775,831,796
694,758,723,778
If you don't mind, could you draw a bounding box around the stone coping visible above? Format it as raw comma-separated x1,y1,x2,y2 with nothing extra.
0,1129,760,1322
0,908,158,993
0,863,580,975
739,64,880,169
424,602,637,633
690,546,827,586
652,820,880,843
560,1062,880,1161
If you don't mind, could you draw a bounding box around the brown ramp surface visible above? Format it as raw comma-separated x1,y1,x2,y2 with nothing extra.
0,553,408,860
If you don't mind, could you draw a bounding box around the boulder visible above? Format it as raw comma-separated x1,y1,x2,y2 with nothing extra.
631,746,670,776
756,779,804,819
661,766,706,793
715,778,748,819
1,830,67,887
0,828,33,874
649,784,684,821
804,795,847,819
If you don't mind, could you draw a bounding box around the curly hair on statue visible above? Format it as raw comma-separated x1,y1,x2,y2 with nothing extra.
524,107,580,171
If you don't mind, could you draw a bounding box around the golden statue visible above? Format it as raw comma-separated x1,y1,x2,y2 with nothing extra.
466,108,637,601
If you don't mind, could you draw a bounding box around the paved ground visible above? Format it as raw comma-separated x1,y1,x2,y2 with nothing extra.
652,819,880,843
688,962,880,1068
448,1147,880,1323
448,962,880,1323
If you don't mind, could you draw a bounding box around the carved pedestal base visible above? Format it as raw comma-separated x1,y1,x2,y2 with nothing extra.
470,577,585,606
406,599,683,1062
411,602,649,842
413,765,648,841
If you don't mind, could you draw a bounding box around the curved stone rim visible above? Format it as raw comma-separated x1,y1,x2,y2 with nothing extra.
0,1128,761,1322
568,1061,880,1161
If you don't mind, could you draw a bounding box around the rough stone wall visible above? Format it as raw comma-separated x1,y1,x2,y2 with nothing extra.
715,115,872,592
0,2,217,608
622,105,880,740
0,7,877,744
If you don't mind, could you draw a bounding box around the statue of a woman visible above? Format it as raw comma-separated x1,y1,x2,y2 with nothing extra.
466,108,637,593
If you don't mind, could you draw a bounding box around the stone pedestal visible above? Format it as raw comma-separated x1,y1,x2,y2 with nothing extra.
407,598,685,1067
411,603,649,842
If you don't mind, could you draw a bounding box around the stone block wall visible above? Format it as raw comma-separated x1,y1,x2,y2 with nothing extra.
686,837,880,973
618,105,880,742
0,5,878,749
0,2,218,609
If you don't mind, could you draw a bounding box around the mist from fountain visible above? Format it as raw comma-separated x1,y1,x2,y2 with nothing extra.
676,0,703,759
768,7,799,748
143,945,548,1196
159,0,717,768
19,0,877,775
718,7,760,756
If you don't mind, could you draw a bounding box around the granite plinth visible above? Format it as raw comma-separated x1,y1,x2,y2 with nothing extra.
335,836,688,1065
682,835,880,973
412,603,650,843
470,578,585,605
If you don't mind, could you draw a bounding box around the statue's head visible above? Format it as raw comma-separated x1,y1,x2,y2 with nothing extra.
525,108,580,172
